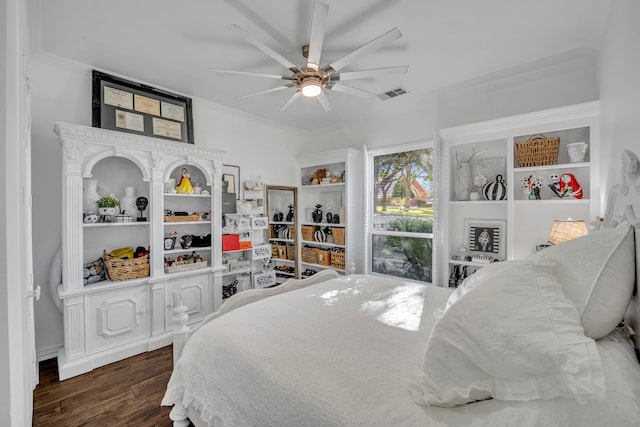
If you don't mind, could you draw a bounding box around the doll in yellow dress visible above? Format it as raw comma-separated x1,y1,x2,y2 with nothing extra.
176,167,194,194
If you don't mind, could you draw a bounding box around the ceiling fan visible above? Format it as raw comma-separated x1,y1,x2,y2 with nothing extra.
208,1,408,112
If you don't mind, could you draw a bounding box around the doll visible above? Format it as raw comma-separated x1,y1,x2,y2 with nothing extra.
176,167,194,194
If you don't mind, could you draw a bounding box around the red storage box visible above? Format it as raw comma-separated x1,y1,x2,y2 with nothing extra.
238,241,252,250
222,234,240,252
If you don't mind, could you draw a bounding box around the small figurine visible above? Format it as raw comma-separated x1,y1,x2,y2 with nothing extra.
136,196,148,222
286,204,294,222
176,167,194,194
521,175,542,200
312,204,323,223
548,173,582,199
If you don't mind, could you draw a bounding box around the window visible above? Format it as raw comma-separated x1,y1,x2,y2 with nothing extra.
366,143,434,283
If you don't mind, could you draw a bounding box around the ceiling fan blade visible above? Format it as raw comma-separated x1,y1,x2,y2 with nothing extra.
316,91,332,112
208,68,293,80
332,65,409,81
326,83,378,99
280,91,302,112
229,24,302,73
306,1,329,71
237,84,294,100
323,27,402,73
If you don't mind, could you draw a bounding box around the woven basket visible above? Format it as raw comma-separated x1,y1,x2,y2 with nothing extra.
288,225,296,240
270,225,278,239
271,243,281,258
515,134,560,167
164,214,200,222
302,225,316,241
302,246,317,264
286,244,295,260
103,250,150,281
331,249,345,269
165,260,207,274
331,227,345,245
316,248,331,266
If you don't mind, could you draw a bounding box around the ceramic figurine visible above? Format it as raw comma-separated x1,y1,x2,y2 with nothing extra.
176,167,194,194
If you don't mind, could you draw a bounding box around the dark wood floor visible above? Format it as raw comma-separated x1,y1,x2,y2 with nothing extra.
33,345,178,426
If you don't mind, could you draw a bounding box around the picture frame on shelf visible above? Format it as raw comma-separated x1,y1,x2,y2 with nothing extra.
464,218,506,261
222,164,240,200
92,70,194,144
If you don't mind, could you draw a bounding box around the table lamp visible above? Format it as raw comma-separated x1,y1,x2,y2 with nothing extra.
536,219,588,250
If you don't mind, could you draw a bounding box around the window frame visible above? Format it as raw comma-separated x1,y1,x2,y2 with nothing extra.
364,140,436,284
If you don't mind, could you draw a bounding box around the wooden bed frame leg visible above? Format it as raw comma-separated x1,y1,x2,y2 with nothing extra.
169,402,190,427
172,300,189,366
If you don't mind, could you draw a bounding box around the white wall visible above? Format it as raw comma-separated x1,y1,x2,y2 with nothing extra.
30,54,310,358
598,0,640,201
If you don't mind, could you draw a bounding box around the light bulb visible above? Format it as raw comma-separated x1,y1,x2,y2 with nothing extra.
301,83,322,97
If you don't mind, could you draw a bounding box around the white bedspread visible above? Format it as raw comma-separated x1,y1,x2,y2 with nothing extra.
162,274,640,427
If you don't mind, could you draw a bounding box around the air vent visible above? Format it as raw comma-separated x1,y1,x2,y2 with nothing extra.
378,87,408,100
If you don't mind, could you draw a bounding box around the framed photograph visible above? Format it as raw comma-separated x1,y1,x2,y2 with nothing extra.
464,218,506,261
92,70,194,144
222,164,240,200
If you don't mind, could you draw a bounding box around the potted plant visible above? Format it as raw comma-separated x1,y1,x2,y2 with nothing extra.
97,195,119,219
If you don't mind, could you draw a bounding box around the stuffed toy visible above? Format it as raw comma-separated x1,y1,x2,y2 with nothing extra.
549,173,582,199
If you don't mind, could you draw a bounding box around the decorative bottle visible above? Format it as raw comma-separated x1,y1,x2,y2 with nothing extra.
119,186,137,217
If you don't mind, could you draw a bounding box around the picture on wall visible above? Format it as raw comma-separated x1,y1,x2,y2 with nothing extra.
222,164,240,200
92,70,194,144
464,218,506,261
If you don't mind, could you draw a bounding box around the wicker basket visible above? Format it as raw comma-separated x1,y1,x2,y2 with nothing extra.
103,250,150,281
286,244,295,260
302,246,317,264
331,227,345,245
316,248,331,266
302,225,316,241
271,243,282,258
165,260,208,274
331,249,345,269
288,225,296,240
270,225,278,239
515,134,560,167
164,214,201,222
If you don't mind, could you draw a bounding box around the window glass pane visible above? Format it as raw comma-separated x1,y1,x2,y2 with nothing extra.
372,234,432,282
373,148,433,231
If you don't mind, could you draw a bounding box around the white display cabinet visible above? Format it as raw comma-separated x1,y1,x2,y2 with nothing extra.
297,148,363,276
54,122,225,380
266,186,297,284
437,101,599,287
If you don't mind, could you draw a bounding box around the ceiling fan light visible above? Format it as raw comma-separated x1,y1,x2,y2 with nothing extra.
301,82,322,97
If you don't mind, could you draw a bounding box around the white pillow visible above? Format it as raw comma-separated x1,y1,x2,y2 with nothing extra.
410,259,605,408
527,223,635,339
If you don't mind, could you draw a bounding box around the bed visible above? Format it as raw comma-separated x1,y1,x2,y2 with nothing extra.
162,150,640,427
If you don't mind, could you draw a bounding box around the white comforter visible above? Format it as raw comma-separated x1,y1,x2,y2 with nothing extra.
162,274,640,427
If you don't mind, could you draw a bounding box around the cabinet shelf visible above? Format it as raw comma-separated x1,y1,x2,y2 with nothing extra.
164,193,211,198
269,238,294,244
299,261,345,272
164,220,212,225
83,222,151,228
164,246,211,255
300,182,345,189
514,162,589,173
449,200,507,206
300,221,345,227
300,240,345,249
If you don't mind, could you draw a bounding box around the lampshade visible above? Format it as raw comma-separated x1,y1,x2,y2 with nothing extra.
300,76,323,97
548,219,588,245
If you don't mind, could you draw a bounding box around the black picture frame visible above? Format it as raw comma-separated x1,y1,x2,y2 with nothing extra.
92,70,194,144
464,218,506,260
222,164,240,200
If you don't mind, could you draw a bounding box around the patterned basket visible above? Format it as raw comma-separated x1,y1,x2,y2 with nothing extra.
331,227,345,245
301,246,317,264
330,249,345,269
271,243,282,258
515,134,560,167
286,244,295,260
164,214,201,222
164,260,208,274
302,225,316,241
103,250,150,281
316,248,331,266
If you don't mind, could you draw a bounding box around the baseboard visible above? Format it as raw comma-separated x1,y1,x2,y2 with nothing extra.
37,345,62,362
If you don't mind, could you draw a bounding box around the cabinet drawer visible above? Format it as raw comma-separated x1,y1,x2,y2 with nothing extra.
87,285,150,354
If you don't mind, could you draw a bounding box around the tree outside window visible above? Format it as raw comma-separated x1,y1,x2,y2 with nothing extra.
370,147,434,283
